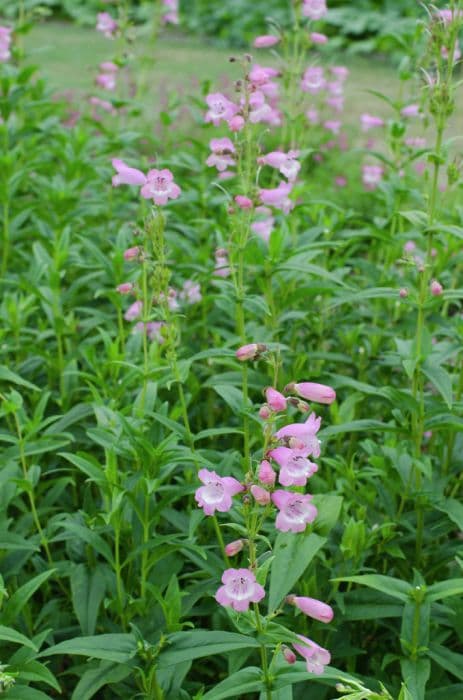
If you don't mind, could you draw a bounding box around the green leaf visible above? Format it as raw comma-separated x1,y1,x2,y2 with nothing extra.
332,575,412,602
400,658,430,700
428,643,463,681
436,499,463,530
311,495,343,535
330,287,398,308
159,631,260,666
212,384,245,415
201,667,263,700
0,531,39,552
422,360,453,409
71,661,132,700
320,420,398,438
13,660,60,692
0,625,38,650
427,578,463,602
71,565,106,636
39,634,137,663
268,533,326,612
5,687,53,700
0,366,39,391
3,570,56,626
399,210,428,228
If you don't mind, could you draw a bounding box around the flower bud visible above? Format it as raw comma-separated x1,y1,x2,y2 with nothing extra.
228,115,245,132
116,282,134,294
399,287,409,298
123,246,141,261
259,404,271,419
265,387,287,412
225,539,245,556
235,195,253,210
288,382,336,405
250,484,271,505
430,279,443,296
282,646,297,664
310,32,328,44
258,459,276,485
236,343,267,361
286,595,334,623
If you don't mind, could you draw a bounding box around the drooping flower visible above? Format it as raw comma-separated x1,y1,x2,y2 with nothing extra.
269,446,318,487
272,491,317,532
225,539,245,556
259,151,301,182
215,568,265,611
287,595,334,623
195,469,243,516
289,382,336,404
275,413,322,458
112,159,147,187
265,387,287,412
293,635,331,675
253,35,280,48
96,12,118,38
235,195,253,210
205,93,238,126
141,169,181,205
249,64,280,87
302,0,328,21
248,91,279,125
124,246,142,261
116,282,134,294
259,182,294,213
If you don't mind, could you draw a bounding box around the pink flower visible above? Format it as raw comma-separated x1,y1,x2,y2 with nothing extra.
265,387,287,412
124,300,143,321
195,469,243,516
235,195,253,209
360,113,384,131
287,595,334,623
181,280,202,304
302,0,328,20
268,447,318,487
248,91,277,125
141,169,181,205
258,459,276,485
362,164,383,191
430,279,443,296
250,484,271,505
310,32,328,44
0,26,12,62
89,96,116,115
399,288,409,298
306,108,319,124
210,137,235,153
441,45,461,63
134,321,165,342
330,65,349,81
290,382,336,404
228,115,245,132
405,137,426,148
96,73,117,91
162,0,179,25
236,343,266,361
404,241,416,254
215,568,265,612
124,246,142,261
293,635,331,675
259,150,300,182
96,12,118,38
249,64,279,86
253,35,280,48
112,159,147,187
116,282,134,294
275,412,322,458
225,540,245,556
100,61,118,73
334,176,347,188
272,491,317,533
326,95,344,113
214,248,231,278
259,182,293,213
401,104,420,118
205,93,238,126
323,120,341,135
283,647,297,664
301,66,325,93
207,138,236,172
251,207,275,243
437,9,463,25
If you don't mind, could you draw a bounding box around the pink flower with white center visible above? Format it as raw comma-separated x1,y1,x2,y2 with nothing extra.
205,93,238,126
124,300,143,321
306,108,320,124
116,282,134,294
112,159,147,187
302,0,328,20
265,387,287,412
206,152,235,172
287,595,334,623
249,64,279,87
134,321,165,343
215,568,265,612
259,151,301,182
301,66,325,93
181,280,202,304
310,32,328,44
275,412,322,459
141,169,181,205
253,35,280,48
269,447,318,487
235,195,253,210
96,73,117,91
162,0,179,25
259,182,294,214
323,120,341,135
96,12,118,38
248,91,275,124
258,459,276,485
250,484,271,505
293,635,331,675
272,491,317,533
362,164,383,191
225,539,244,556
195,469,243,516
290,382,336,404
401,104,420,118
330,65,349,81
361,113,384,131
430,279,443,296
251,206,275,243
124,246,141,261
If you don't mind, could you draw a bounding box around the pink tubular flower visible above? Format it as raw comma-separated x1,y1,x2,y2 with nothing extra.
259,182,293,213
205,93,238,126
248,91,277,125
162,0,179,25
124,246,141,261
258,459,276,486
207,137,236,172
302,0,328,20
323,120,341,135
195,469,243,516
438,9,463,25
236,343,266,361
96,73,117,91
250,484,271,505
259,150,300,182
225,539,245,556
96,12,118,38
272,491,317,533
251,206,275,243
112,159,147,187
253,35,280,48
330,65,349,81
362,164,383,191
275,412,322,458
141,169,181,205
265,387,287,412
290,382,336,404
0,26,12,62
301,66,325,93
116,282,134,294
283,646,297,664
401,104,420,118
89,96,116,115
228,114,245,132
124,300,143,321
310,32,328,44
215,568,265,612
293,635,331,675
361,113,384,131
430,279,443,296
268,446,318,487
214,248,230,278
249,64,279,86
181,280,202,304
235,195,253,210
134,321,165,343
287,595,334,623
